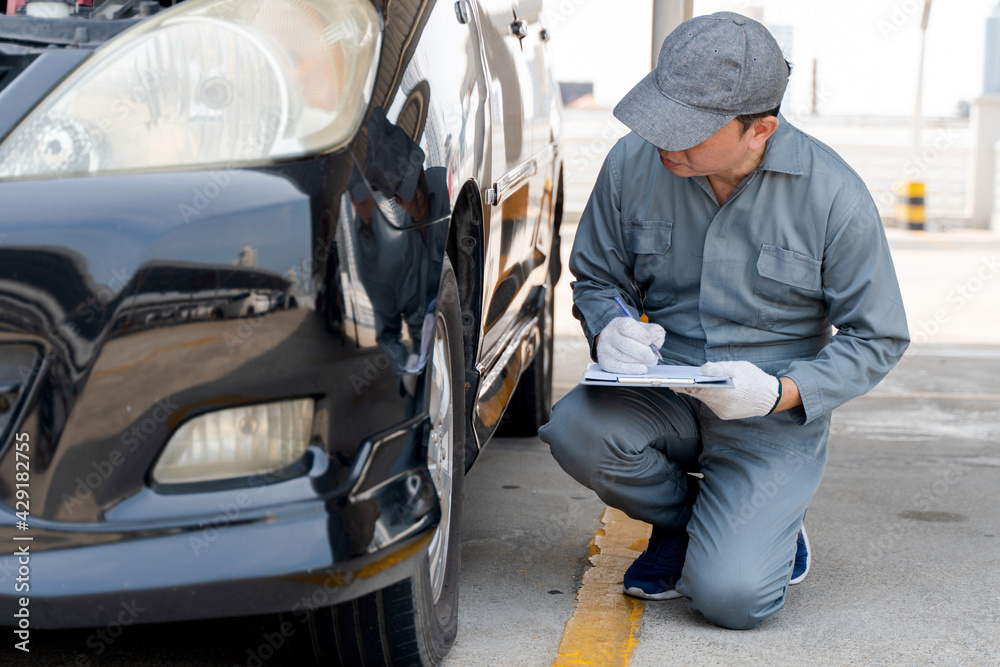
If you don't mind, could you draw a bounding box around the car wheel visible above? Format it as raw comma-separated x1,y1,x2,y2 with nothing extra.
307,257,465,667
496,234,558,437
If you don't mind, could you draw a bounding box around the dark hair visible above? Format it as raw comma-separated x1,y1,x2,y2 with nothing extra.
735,60,793,135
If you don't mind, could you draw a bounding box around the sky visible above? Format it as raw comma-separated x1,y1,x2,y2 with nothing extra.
542,0,998,117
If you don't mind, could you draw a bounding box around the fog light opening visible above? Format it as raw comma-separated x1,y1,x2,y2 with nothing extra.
151,398,315,485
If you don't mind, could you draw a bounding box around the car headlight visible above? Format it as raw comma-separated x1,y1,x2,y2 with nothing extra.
152,398,315,484
0,0,381,179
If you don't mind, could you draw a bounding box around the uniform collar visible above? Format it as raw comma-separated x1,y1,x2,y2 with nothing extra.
755,113,804,176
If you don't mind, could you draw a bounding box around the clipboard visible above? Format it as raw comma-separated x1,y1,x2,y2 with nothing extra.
580,363,734,389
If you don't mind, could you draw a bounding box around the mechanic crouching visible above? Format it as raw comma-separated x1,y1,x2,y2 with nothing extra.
539,12,909,630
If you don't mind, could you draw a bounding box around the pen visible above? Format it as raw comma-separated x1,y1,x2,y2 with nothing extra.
613,295,663,363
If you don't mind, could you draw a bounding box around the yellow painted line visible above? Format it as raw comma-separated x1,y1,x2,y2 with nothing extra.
552,507,650,667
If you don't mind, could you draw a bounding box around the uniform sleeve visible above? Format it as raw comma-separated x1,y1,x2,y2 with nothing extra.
781,187,910,424
568,139,646,360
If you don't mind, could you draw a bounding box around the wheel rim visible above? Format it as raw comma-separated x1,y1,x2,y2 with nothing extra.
426,310,453,603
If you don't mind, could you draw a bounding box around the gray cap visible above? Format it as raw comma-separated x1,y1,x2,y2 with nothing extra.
365,106,425,202
614,12,788,151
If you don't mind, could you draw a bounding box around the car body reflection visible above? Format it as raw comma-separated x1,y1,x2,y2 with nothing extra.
0,0,563,662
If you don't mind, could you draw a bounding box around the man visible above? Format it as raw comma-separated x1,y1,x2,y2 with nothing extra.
538,12,909,630
353,106,450,385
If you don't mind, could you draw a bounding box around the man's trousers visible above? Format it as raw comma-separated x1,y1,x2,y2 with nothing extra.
538,383,829,630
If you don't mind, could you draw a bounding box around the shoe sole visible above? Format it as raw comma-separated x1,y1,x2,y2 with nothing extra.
789,525,811,586
623,585,684,601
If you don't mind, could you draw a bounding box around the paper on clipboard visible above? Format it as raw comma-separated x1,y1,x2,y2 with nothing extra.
580,363,735,388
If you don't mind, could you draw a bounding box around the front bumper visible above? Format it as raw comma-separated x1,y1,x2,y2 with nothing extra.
0,48,454,627
0,160,447,628
0,449,440,629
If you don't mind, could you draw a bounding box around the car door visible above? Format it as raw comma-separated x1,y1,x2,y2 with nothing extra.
517,0,559,301
476,0,554,358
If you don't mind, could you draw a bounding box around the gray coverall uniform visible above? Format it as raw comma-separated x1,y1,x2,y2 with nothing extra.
538,116,910,629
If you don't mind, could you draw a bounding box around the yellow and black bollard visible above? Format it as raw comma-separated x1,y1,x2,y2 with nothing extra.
894,181,925,231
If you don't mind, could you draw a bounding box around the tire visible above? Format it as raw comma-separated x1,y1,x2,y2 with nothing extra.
308,257,465,667
496,231,559,437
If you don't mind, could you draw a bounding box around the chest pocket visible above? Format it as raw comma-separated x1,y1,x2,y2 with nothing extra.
623,219,673,254
622,219,676,308
754,244,824,330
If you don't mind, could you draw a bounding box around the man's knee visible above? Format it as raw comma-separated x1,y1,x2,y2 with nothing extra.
538,400,593,480
681,565,783,630
539,429,575,477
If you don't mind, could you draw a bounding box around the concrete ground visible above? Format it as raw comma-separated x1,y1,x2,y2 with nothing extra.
443,225,1000,666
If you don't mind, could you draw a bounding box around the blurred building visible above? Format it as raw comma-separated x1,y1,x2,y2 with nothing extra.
985,2,1000,94
559,82,595,107
234,245,258,268
968,2,1000,229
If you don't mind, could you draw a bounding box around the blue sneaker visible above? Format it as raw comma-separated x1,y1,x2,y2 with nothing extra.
789,526,810,585
623,525,688,600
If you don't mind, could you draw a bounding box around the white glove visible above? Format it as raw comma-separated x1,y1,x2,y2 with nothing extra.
596,317,666,375
674,361,781,420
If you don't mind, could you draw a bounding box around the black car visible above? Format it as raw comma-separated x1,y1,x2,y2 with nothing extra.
0,0,563,663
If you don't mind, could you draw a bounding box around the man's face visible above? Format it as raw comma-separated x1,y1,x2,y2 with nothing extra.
656,119,758,178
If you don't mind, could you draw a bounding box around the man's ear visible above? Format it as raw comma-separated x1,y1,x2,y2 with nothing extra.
748,115,779,149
